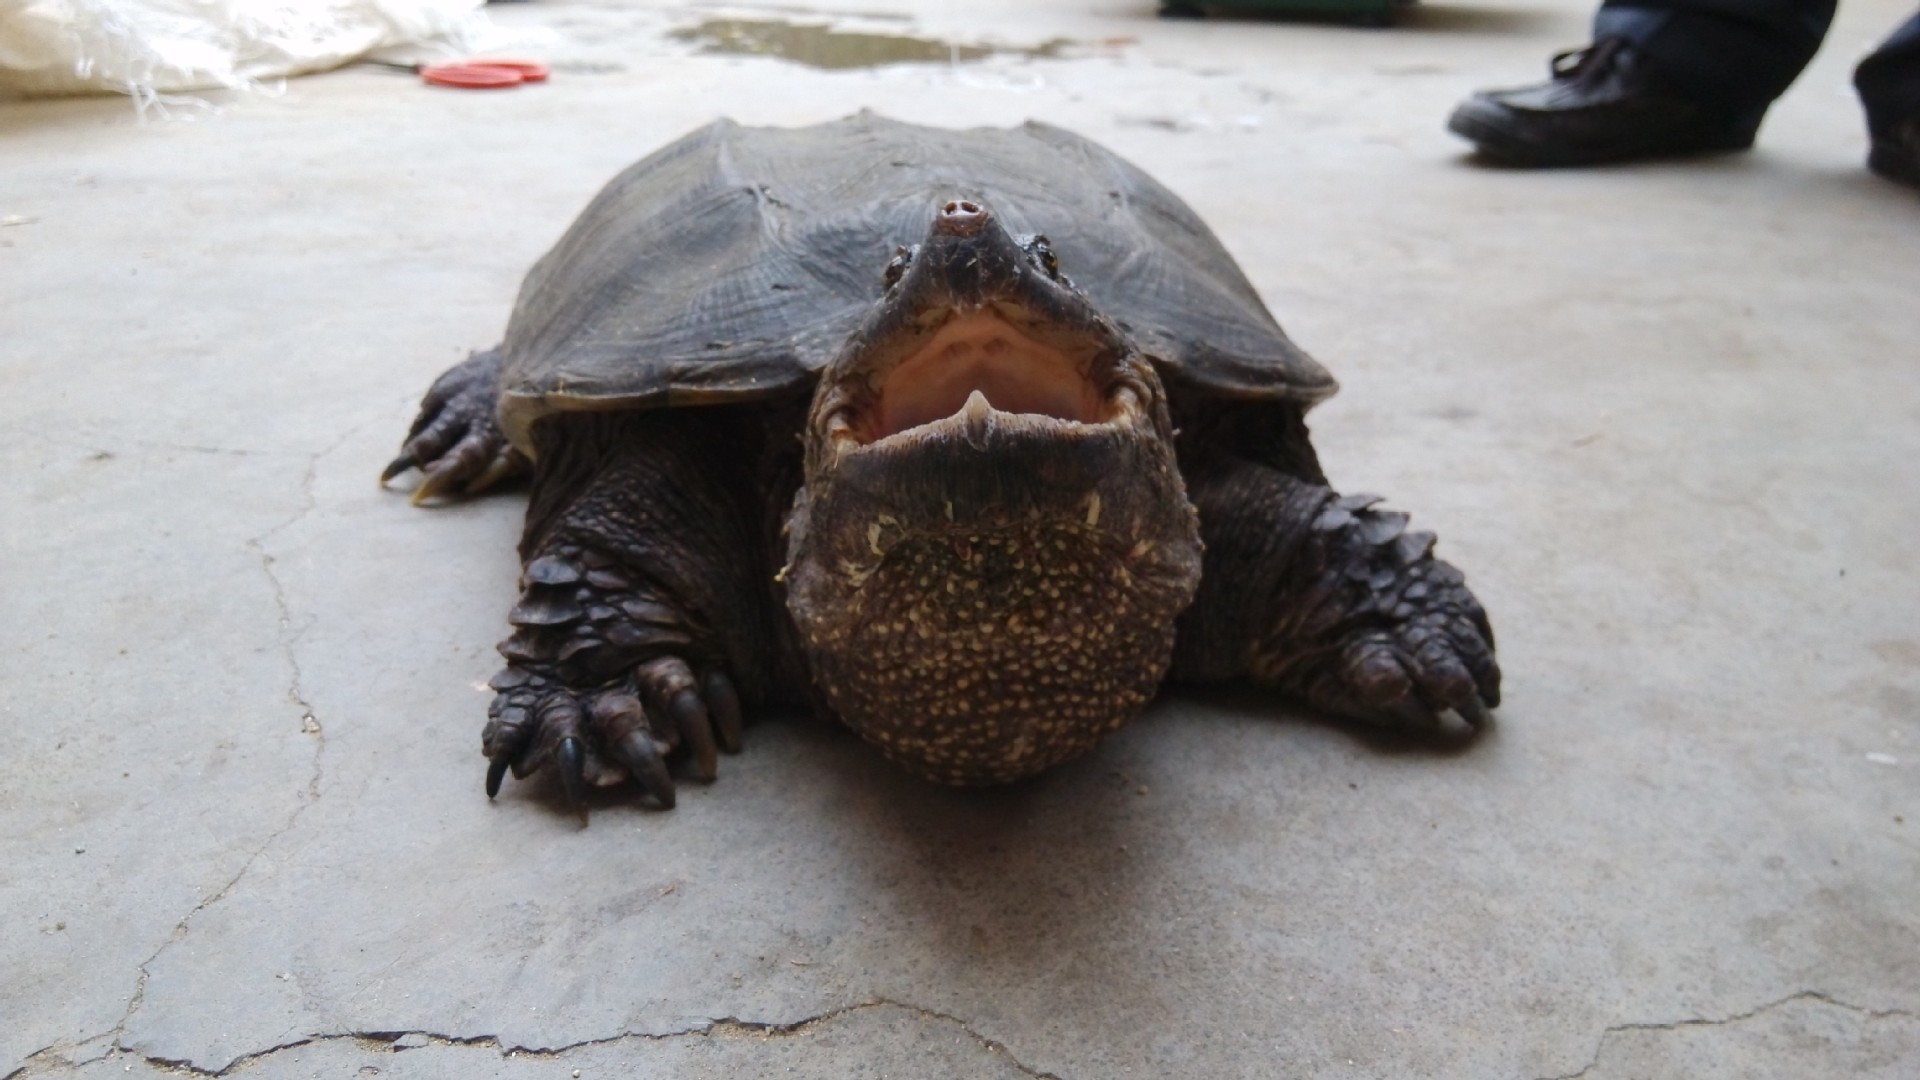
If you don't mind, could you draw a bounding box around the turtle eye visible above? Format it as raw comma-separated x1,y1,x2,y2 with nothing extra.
1027,236,1061,279
882,246,914,290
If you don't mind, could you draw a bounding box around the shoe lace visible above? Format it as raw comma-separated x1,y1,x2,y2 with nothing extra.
1549,38,1630,84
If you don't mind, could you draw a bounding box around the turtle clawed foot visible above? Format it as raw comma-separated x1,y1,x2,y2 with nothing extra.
481,659,749,822
1282,508,1500,735
383,347,529,503
1333,619,1499,734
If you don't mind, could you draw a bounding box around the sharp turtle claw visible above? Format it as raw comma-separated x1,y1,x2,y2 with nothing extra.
466,450,526,495
1457,695,1494,729
703,671,745,754
614,731,677,809
485,755,510,799
380,453,418,484
671,690,719,781
557,736,589,825
410,463,463,506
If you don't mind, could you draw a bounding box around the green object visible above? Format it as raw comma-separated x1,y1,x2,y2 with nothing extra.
1160,0,1410,27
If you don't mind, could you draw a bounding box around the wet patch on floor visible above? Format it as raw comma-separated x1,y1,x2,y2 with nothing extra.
669,18,1069,70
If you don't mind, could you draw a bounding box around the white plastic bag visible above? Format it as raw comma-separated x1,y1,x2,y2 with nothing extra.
0,0,490,101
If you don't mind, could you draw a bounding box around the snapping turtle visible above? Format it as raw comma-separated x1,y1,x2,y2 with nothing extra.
385,113,1499,817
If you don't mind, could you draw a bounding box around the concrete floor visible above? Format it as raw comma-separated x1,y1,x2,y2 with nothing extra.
5,1,1918,1077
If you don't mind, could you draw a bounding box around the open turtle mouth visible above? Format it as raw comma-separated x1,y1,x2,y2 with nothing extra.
869,310,1115,438
828,308,1139,453
812,195,1152,461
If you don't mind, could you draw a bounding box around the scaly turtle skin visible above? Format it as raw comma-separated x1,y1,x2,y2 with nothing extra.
384,114,1499,819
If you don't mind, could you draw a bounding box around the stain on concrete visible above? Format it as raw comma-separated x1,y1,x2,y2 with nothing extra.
1870,639,1920,668
1872,684,1919,722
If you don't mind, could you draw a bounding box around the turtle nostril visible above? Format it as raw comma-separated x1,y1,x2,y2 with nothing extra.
934,198,990,235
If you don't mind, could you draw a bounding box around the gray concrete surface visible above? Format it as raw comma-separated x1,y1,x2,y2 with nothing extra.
4,1,1917,1077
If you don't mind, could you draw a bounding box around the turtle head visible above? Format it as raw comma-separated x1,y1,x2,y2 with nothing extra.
809,197,1143,455
782,197,1203,786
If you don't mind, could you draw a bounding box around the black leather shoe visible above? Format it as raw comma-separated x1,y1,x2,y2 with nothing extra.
1447,39,1766,167
1867,117,1920,191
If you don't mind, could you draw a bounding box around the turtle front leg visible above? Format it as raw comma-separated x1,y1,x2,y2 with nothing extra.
485,540,748,817
382,347,529,503
482,411,789,821
1174,428,1499,730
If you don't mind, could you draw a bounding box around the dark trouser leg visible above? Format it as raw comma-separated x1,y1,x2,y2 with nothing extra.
1856,12,1920,135
1594,0,1837,110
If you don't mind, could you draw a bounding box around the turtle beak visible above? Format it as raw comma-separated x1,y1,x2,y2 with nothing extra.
814,198,1146,460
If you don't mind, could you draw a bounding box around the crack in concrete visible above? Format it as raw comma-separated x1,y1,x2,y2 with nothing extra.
247,422,349,798
1535,990,1920,1080
25,426,378,1080
19,426,312,460
9,1029,129,1080
25,1000,1064,1079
